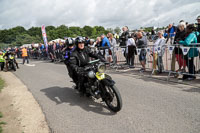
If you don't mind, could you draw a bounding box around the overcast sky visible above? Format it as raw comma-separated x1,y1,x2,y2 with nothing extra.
0,0,200,30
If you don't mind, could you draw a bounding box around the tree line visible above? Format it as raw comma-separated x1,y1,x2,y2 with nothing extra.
0,25,121,47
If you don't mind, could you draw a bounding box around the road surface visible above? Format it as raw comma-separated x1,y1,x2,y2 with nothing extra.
14,60,200,133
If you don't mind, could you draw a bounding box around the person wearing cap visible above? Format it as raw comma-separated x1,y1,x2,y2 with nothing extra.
0,51,5,71
179,24,199,80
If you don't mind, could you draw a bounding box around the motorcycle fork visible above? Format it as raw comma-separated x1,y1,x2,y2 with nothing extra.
99,81,108,101
99,80,114,101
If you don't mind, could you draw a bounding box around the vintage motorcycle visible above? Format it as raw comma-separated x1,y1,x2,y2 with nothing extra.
77,59,122,112
7,53,16,71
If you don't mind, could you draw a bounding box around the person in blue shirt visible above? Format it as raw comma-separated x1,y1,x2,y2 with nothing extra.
179,24,199,80
39,43,45,50
164,29,168,39
100,34,110,48
39,43,46,59
167,24,177,44
99,34,111,58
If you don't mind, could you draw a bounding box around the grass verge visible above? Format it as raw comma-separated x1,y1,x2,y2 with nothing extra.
0,78,4,92
0,78,6,133
0,112,6,133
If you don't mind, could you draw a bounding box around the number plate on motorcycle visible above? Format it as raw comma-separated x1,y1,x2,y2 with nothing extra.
96,72,105,80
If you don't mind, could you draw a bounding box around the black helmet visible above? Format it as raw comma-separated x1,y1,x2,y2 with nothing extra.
65,37,74,47
75,36,85,45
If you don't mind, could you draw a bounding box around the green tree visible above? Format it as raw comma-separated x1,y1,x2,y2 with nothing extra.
56,25,69,38
15,34,38,45
83,26,93,37
27,27,42,37
94,26,105,35
114,27,121,34
69,26,82,37
0,25,117,46
107,28,114,33
45,26,56,31
12,26,27,34
4,30,16,44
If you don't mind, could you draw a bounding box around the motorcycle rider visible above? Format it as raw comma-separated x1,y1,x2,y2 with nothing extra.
0,51,5,71
69,36,106,94
63,37,77,83
4,50,19,71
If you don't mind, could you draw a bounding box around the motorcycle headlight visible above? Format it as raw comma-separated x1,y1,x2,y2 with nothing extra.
88,71,96,78
98,64,106,73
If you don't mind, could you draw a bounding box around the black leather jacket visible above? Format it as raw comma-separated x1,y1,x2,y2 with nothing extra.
69,47,104,73
119,30,129,46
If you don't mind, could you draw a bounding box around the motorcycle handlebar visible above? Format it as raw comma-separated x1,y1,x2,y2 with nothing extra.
88,59,100,64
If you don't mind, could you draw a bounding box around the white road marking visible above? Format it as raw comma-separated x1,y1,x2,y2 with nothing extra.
24,64,35,67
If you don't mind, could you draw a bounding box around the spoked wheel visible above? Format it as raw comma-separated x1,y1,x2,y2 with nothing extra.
104,85,122,112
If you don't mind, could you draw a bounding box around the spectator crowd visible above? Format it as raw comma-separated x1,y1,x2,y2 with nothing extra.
0,15,200,81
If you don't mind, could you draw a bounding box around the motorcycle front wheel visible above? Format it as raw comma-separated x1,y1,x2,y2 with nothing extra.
12,62,16,71
104,85,122,112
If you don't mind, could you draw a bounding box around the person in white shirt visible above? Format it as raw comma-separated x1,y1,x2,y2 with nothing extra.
126,33,137,68
152,30,166,74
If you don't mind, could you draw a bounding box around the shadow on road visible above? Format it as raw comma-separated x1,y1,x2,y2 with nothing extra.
182,88,200,93
109,70,173,84
108,70,200,88
40,86,116,116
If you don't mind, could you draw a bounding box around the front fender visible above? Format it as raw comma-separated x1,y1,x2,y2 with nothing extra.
100,78,115,86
